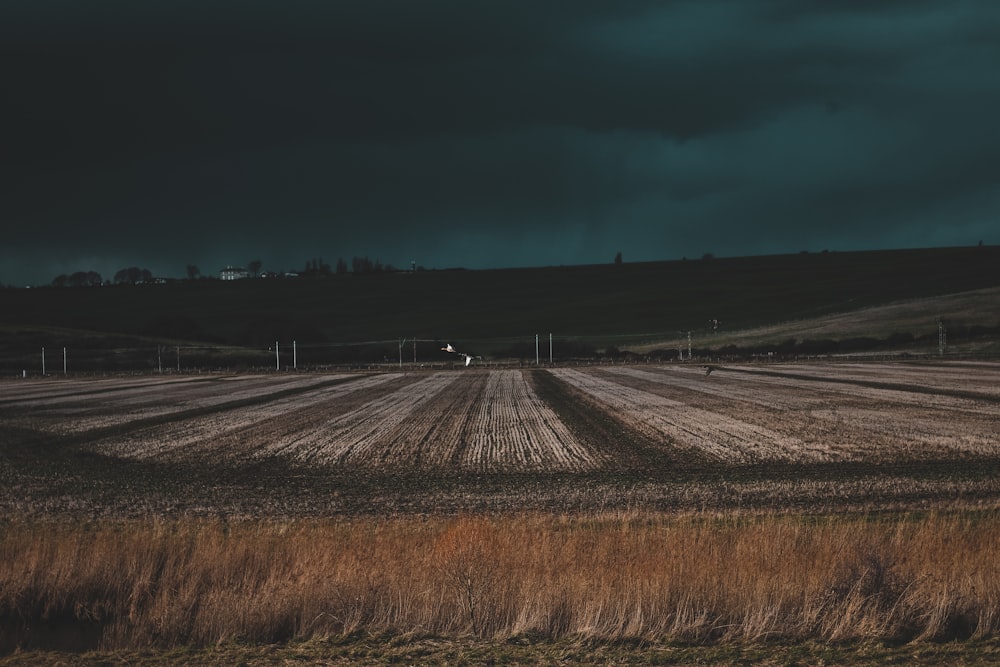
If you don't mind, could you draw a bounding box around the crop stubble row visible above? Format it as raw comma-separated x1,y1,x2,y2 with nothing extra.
232,369,595,470
593,365,999,462
0,373,346,435
552,367,821,463
7,370,600,471
754,361,1000,398
98,373,409,462
3,362,999,470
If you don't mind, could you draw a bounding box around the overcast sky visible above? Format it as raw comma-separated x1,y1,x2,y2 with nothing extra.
3,0,999,285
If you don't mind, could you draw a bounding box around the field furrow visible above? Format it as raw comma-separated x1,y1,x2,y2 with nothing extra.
607,366,1000,461
261,372,461,464
550,368,817,463
4,374,347,434
261,370,598,471
335,371,488,467
752,361,1000,398
0,375,201,404
87,373,405,460
460,370,596,470
723,364,1000,415
599,367,874,461
4,361,997,475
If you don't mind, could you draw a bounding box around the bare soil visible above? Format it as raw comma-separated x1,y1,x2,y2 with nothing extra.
2,361,999,519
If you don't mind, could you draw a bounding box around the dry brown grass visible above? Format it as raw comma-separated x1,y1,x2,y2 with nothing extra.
3,511,999,651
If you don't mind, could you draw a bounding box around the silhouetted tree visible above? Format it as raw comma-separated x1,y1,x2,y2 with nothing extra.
52,271,102,287
69,271,102,287
614,251,623,265
113,267,152,285
336,257,348,275
248,259,262,277
186,264,201,280
348,256,396,274
303,258,331,276
352,256,373,274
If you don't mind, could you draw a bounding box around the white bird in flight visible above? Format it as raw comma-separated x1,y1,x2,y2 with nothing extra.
442,344,480,366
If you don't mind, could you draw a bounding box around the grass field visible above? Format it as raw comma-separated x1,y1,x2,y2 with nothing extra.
4,512,1000,652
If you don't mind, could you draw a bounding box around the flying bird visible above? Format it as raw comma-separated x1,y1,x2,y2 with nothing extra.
458,353,481,367
441,343,480,367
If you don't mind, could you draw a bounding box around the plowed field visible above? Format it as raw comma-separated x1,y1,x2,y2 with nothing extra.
2,361,1000,517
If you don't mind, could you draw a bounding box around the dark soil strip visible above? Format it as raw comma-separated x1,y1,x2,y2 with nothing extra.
0,374,227,406
157,373,429,464
725,366,1000,404
5,444,1000,519
4,374,384,458
527,368,711,471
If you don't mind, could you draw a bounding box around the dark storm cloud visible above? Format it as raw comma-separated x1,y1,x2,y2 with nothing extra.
2,0,998,285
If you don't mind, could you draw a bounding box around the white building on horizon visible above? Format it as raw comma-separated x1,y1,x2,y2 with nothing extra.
220,266,250,281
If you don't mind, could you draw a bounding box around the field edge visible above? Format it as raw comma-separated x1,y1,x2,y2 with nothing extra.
4,634,1000,667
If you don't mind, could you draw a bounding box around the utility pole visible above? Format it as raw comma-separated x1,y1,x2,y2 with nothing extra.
535,334,539,365
63,347,67,375
275,341,280,371
549,333,553,364
41,347,46,375
176,346,180,372
688,331,692,360
293,340,297,370
938,318,947,356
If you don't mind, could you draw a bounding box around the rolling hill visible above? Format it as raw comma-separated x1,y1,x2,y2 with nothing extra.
2,245,998,369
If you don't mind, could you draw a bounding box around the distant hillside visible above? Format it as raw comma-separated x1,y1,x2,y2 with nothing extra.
633,286,1000,358
2,246,999,368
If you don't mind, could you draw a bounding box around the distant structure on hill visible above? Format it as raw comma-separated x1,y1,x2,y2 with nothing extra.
220,266,250,281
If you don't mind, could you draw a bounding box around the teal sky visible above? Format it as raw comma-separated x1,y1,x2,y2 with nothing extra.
2,1,999,285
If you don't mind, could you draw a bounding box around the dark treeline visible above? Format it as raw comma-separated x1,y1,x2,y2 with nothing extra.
48,267,157,287
42,255,404,287
50,271,103,288
303,256,399,277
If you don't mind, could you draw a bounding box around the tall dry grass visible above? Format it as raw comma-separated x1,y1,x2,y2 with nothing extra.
2,511,999,649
